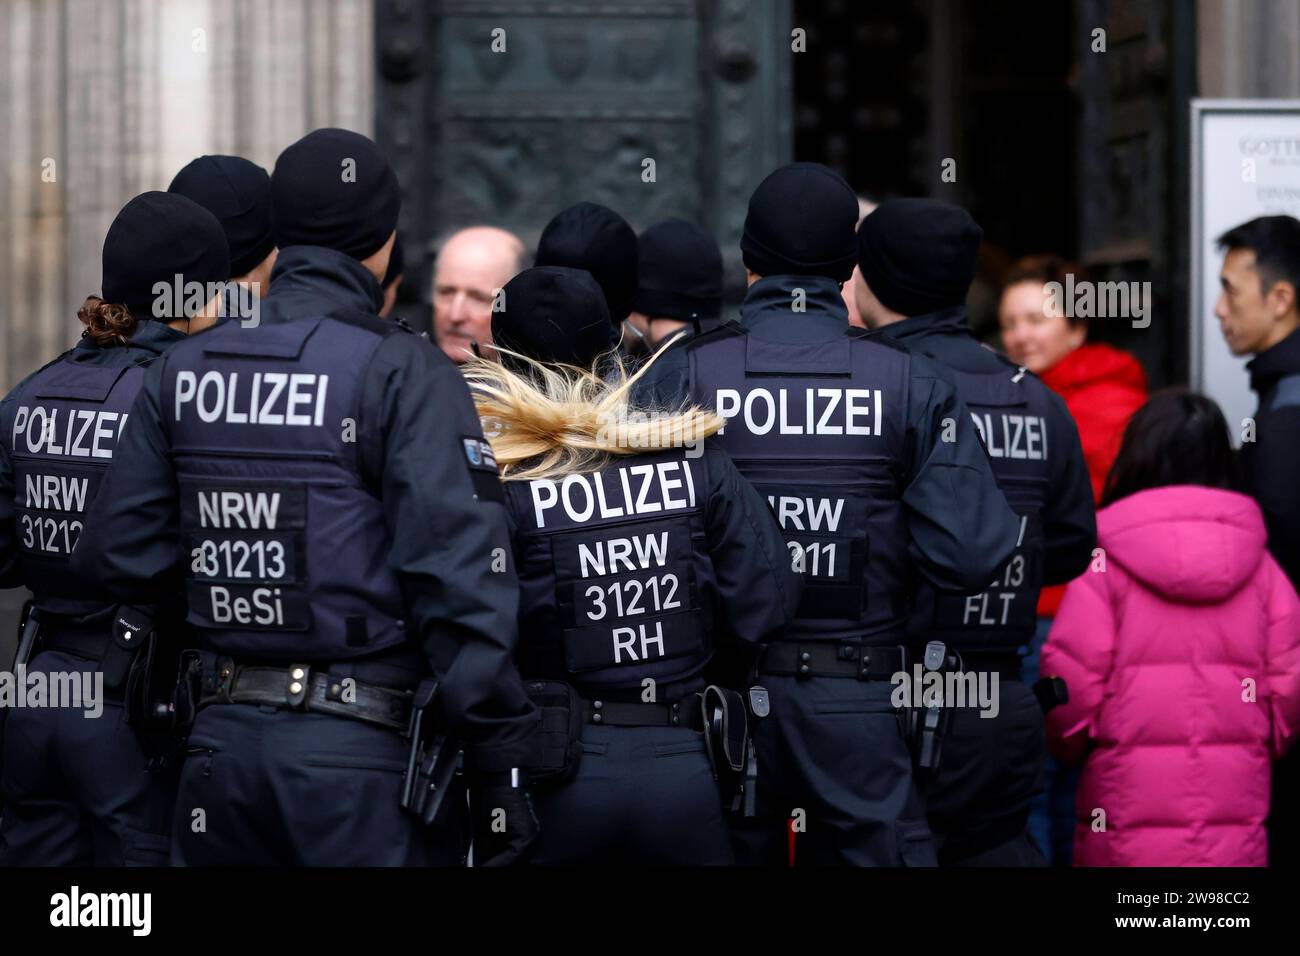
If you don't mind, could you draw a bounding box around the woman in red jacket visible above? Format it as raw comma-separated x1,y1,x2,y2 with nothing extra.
999,255,1148,606
998,254,1148,864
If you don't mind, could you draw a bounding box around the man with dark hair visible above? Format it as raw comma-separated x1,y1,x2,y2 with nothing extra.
1215,215,1300,585
1216,214,1300,868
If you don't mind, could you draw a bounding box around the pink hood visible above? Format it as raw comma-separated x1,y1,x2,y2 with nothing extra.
1099,486,1268,604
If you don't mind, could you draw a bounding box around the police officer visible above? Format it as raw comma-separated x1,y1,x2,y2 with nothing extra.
627,219,725,353
0,191,231,865
534,201,644,361
855,199,1096,866
634,163,1022,866
73,128,539,866
168,154,277,311
462,266,799,863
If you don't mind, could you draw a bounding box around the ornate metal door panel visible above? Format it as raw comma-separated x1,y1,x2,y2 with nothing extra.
1075,0,1196,386
376,0,793,323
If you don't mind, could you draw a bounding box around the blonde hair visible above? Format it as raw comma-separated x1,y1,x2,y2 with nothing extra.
461,344,721,482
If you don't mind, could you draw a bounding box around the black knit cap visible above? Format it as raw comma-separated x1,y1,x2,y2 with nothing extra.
741,162,859,282
492,266,616,370
270,128,400,261
168,155,274,277
634,219,723,321
857,198,984,317
535,202,638,325
101,191,230,319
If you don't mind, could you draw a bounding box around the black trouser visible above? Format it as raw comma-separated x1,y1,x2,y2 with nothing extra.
171,703,465,866
730,674,936,866
0,649,177,866
923,675,1046,866
529,721,733,865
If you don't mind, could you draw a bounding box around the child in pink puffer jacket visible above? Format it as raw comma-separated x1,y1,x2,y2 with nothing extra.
1042,390,1300,866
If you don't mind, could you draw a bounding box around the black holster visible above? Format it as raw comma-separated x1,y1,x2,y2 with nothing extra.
701,684,756,816
12,601,41,670
1,602,40,814
114,606,186,770
522,680,584,788
399,679,463,827
908,641,960,776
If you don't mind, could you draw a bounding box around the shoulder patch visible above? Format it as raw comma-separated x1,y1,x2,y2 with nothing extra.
462,436,498,472
462,435,505,503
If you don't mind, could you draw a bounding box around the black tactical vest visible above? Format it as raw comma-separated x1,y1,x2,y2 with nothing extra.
5,356,147,618
158,315,405,660
504,448,718,700
688,326,913,644
909,366,1050,653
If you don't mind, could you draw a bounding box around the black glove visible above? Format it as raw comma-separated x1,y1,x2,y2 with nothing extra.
473,776,540,867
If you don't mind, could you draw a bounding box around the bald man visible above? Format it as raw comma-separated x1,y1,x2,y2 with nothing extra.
432,226,528,363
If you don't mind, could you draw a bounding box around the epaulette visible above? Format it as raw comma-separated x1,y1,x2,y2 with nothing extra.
845,325,911,354
976,340,1029,374
684,317,746,349
325,309,408,338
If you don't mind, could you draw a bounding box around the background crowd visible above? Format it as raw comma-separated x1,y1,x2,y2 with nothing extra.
422,206,1300,867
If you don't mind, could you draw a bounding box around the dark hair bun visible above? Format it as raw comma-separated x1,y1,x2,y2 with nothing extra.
77,295,137,346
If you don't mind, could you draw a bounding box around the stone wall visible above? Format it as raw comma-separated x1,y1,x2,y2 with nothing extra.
1199,0,1300,97
0,0,373,651
1,0,373,395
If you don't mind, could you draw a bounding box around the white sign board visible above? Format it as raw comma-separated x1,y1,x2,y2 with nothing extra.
1191,100,1300,443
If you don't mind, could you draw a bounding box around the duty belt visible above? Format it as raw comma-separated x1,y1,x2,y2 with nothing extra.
585,693,704,729
761,641,906,680
199,662,413,733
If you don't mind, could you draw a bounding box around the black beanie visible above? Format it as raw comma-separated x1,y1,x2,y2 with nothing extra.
383,234,405,287
168,155,274,277
101,191,230,319
492,266,616,370
741,162,859,282
270,128,400,261
634,219,723,321
535,202,638,325
857,198,984,316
